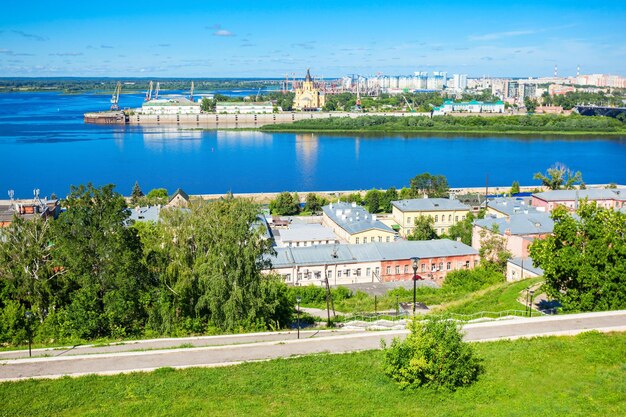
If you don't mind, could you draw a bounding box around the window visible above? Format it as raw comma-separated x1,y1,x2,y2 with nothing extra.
446,262,451,270
462,215,466,220
296,242,300,247
355,237,360,244
345,269,351,277
297,273,303,280
439,262,443,270
356,268,361,276
366,268,371,276
315,271,321,279
435,215,438,223
363,237,367,244
455,215,458,222
375,267,380,276
289,242,292,247
386,236,390,242
327,270,333,279
379,236,382,242
421,263,426,272
404,265,408,274
474,260,479,266
431,263,436,272
466,260,470,268
386,266,391,275
395,266,400,274
407,217,411,225
337,270,342,278
448,214,452,222
285,273,291,281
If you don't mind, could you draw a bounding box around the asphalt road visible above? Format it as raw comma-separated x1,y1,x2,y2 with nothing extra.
1,310,624,382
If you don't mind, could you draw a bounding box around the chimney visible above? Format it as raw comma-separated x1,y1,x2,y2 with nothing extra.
351,202,357,207
505,228,511,236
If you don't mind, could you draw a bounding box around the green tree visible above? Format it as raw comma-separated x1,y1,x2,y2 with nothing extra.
443,210,484,246
533,163,583,190
51,183,149,339
407,215,438,241
131,181,144,205
510,181,520,195
0,216,61,319
269,192,300,215
364,189,382,213
409,173,449,198
339,193,363,205
530,203,626,312
145,188,169,205
157,198,293,331
304,193,327,214
381,187,398,213
201,97,216,112
478,225,511,273
524,97,538,113
382,316,483,390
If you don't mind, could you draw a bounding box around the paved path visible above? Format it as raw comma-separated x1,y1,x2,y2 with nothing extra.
1,310,624,382
0,329,360,360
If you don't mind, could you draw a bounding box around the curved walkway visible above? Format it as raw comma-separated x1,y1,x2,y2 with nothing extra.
1,310,624,382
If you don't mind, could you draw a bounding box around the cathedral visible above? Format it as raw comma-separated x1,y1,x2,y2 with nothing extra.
293,69,325,110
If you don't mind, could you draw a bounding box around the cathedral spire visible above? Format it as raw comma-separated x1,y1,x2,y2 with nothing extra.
305,68,312,82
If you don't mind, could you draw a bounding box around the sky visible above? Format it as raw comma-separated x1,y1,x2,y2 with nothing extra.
1,0,625,78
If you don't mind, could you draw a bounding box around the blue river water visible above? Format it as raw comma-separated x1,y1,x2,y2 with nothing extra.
1,92,625,198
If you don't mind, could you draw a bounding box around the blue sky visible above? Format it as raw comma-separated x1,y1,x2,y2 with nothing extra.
1,0,624,78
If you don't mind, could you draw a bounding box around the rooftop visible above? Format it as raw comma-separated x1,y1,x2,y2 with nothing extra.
128,206,161,223
267,239,478,268
508,257,544,276
323,202,394,235
475,212,554,235
278,224,337,243
392,198,471,212
488,196,539,216
143,98,199,107
533,188,626,202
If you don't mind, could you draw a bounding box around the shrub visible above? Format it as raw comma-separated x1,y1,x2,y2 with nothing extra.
382,316,483,390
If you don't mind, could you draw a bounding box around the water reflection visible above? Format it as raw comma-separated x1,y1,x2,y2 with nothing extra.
141,128,203,152
295,133,319,188
215,130,273,148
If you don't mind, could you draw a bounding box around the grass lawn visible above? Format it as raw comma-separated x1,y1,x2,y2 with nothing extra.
1,331,624,417
438,277,544,316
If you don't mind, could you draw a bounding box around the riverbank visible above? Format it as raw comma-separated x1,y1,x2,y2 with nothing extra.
259,114,626,136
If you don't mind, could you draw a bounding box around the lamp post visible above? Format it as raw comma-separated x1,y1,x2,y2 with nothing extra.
528,290,535,317
25,311,32,358
296,296,301,339
411,257,421,314
396,295,399,317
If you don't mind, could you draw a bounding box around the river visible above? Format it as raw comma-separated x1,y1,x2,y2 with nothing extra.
1,92,624,198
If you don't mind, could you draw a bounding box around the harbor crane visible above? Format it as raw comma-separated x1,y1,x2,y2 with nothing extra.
402,95,415,112
154,82,160,100
145,81,153,101
189,81,194,102
110,81,122,111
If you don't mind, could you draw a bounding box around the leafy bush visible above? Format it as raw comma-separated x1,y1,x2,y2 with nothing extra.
382,316,483,390
442,268,504,293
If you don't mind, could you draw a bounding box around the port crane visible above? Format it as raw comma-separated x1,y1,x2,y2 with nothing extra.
154,82,160,100
110,81,122,111
189,81,194,102
402,95,415,112
145,81,153,101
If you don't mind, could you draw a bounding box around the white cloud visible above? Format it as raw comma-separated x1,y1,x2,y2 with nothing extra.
469,30,537,41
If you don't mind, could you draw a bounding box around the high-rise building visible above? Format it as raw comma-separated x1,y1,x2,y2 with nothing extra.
452,74,468,91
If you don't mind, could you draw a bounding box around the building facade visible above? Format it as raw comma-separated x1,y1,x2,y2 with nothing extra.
140,98,201,115
265,239,479,286
532,189,626,212
215,102,276,114
293,69,325,110
322,202,396,244
391,198,471,237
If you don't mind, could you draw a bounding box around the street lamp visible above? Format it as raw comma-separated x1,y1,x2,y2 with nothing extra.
296,296,301,339
411,257,421,314
529,290,535,317
25,311,32,357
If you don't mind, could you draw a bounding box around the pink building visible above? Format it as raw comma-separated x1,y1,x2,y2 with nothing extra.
472,213,554,258
532,189,626,212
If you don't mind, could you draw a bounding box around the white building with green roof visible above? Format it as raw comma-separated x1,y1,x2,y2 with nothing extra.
140,98,201,115
433,99,505,115
216,102,277,114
